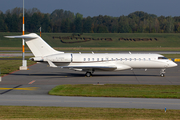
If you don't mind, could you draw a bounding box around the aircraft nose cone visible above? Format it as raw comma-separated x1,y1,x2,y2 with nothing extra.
169,62,178,67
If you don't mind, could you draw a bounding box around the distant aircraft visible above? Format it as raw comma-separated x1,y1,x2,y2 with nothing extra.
5,33,177,77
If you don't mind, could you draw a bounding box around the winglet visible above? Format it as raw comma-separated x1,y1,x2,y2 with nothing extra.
47,60,57,67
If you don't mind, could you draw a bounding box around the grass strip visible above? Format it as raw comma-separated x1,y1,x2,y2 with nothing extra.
0,106,179,120
2,32,180,48
0,57,35,76
49,84,180,99
162,54,180,58
55,47,180,52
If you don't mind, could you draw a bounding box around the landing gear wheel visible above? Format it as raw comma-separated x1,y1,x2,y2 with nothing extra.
160,69,166,77
86,72,91,77
160,73,165,77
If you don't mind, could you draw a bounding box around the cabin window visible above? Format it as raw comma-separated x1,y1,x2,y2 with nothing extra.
134,58,136,61
111,58,113,61
92,58,94,61
125,58,127,61
116,58,118,61
97,58,99,61
84,58,86,61
149,58,151,61
106,58,108,61
139,58,141,61
144,58,146,61
120,58,122,61
88,58,90,61
130,58,132,61
101,58,103,61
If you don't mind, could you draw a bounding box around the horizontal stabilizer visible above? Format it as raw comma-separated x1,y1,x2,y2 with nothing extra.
5,35,37,39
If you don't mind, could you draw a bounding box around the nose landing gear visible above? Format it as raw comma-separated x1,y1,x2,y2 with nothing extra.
160,69,166,77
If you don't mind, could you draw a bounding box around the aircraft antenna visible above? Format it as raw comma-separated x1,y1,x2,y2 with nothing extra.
40,27,42,37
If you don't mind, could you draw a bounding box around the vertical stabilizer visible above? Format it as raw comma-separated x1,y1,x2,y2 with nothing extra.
5,33,63,57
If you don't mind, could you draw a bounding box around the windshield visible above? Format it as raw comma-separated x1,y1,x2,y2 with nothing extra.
158,57,168,59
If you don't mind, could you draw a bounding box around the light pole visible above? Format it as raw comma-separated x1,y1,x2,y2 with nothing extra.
19,0,28,70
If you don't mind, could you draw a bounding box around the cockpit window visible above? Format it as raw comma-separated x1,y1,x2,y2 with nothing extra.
158,57,168,59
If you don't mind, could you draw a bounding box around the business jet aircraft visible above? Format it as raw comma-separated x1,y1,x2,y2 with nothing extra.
5,33,177,77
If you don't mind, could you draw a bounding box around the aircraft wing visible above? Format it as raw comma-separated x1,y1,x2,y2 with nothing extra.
47,60,131,71
47,60,117,70
61,66,117,71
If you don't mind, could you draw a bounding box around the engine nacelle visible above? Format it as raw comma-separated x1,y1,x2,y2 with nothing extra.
30,56,43,62
44,53,72,62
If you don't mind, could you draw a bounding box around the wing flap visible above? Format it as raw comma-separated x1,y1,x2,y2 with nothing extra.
61,66,117,71
46,60,131,71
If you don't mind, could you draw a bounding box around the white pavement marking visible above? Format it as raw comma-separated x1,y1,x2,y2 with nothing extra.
28,80,36,84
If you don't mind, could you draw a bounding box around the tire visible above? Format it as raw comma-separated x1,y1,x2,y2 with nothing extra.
86,72,91,77
160,73,165,77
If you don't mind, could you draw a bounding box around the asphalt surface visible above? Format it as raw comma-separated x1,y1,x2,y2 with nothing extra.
0,63,180,109
1,95,180,109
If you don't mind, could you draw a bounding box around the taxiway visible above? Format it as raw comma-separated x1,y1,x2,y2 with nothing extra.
0,63,180,109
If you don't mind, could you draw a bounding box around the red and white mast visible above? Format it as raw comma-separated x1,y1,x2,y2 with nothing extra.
20,0,28,70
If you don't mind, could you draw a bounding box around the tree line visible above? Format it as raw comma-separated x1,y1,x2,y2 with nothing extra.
0,7,180,33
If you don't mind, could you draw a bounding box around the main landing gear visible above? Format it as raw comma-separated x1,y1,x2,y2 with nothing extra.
160,69,166,77
85,70,94,77
86,72,92,77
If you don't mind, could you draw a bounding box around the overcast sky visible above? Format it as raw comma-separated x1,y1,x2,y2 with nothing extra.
0,0,180,17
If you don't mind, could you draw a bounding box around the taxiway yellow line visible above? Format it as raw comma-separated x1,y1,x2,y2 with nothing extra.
0,87,38,90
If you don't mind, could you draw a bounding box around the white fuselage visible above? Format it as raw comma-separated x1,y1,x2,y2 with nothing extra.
42,53,177,71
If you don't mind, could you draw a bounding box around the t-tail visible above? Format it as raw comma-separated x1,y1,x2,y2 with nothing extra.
5,33,64,58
